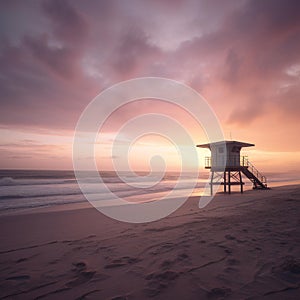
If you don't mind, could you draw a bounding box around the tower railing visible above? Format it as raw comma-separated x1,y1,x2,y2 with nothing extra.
205,156,211,168
204,156,267,184
205,155,248,168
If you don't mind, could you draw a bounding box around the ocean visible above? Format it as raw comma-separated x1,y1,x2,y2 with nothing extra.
0,169,299,214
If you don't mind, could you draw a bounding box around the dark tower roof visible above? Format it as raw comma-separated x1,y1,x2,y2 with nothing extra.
197,140,254,149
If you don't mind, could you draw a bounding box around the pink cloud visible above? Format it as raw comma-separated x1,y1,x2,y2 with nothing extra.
0,0,299,157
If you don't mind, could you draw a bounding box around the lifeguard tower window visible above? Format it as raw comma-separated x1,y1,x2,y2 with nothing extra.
218,147,224,154
232,146,240,153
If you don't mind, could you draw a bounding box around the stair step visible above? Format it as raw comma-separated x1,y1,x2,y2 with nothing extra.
241,164,268,190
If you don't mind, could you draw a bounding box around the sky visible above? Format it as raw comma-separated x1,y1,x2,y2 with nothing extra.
0,0,300,173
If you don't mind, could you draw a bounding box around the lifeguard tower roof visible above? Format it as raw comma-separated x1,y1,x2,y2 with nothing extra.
197,140,254,149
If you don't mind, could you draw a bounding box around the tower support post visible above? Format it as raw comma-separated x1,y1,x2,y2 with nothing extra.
228,171,231,194
210,171,214,196
239,171,243,193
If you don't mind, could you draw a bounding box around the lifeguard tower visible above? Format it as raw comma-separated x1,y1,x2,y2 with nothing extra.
197,140,268,194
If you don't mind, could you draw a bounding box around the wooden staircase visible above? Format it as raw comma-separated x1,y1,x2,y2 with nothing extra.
241,158,268,189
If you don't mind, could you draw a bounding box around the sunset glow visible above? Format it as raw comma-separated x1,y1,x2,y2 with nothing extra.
1,0,299,173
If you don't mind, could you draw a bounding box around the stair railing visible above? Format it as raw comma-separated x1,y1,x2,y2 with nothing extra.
241,156,267,185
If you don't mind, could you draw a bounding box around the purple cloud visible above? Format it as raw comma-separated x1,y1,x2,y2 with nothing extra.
0,0,299,133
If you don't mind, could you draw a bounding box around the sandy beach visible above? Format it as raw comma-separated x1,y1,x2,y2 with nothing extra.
0,184,299,299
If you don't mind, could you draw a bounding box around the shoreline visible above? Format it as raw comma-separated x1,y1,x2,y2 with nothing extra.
1,182,299,218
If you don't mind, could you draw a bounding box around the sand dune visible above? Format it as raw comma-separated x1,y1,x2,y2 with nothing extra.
0,185,299,299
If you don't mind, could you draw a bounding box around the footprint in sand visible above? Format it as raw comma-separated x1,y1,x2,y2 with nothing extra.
67,271,96,287
104,256,139,269
161,253,189,269
225,234,236,240
6,275,30,281
66,261,97,287
280,256,300,274
73,261,87,270
160,260,173,269
226,258,240,266
207,287,232,299
110,296,129,300
16,257,28,263
272,256,300,284
144,270,179,297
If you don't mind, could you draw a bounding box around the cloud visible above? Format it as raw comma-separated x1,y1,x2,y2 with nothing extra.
42,0,88,44
111,28,163,79
0,1,98,130
24,34,78,79
222,49,241,84
275,84,300,119
0,0,299,151
171,0,300,127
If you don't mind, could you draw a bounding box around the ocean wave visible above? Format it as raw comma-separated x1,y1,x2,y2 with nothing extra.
0,177,79,187
0,177,15,186
0,175,169,187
